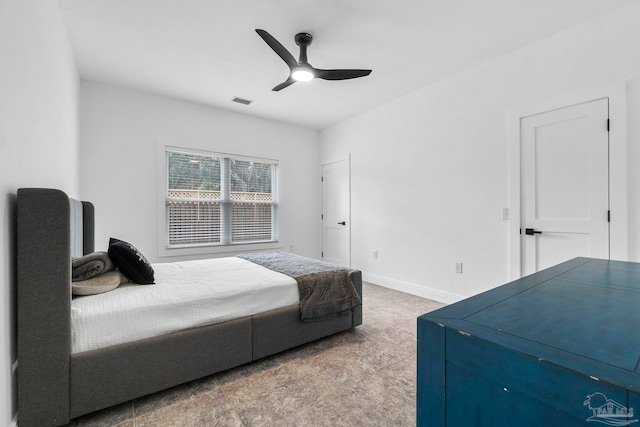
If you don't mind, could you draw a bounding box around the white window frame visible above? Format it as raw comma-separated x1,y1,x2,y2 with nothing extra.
157,145,282,258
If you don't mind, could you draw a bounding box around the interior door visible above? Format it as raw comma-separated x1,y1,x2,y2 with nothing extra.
322,158,350,267
521,98,609,276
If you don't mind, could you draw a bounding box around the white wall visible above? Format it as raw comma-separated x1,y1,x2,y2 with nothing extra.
0,1,79,424
320,2,640,303
79,82,320,263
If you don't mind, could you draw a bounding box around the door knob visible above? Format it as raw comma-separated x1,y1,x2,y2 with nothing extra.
338,221,346,225
525,228,542,235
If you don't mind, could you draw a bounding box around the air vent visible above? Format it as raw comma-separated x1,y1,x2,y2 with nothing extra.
232,97,252,105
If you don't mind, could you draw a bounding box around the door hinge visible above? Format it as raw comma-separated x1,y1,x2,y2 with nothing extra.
321,214,324,220
607,119,610,131
608,210,611,222
321,176,324,182
321,251,324,258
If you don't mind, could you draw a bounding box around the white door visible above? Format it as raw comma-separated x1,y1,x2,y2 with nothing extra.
322,159,350,267
521,98,609,276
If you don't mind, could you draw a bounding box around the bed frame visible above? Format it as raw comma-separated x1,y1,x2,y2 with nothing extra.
17,188,362,426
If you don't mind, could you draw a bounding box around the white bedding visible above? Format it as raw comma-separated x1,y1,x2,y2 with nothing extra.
71,257,299,353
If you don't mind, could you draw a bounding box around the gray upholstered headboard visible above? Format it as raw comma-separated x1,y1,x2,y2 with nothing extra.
17,188,94,426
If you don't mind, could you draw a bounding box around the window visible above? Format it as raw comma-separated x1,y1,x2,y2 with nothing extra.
165,148,278,248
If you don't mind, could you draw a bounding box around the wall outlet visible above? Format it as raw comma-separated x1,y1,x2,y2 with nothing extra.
289,245,294,252
502,207,510,220
455,262,463,274
373,250,379,259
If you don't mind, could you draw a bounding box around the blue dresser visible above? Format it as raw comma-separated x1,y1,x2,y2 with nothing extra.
417,258,640,426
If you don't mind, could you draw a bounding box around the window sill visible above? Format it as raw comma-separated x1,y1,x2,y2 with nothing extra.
157,241,282,259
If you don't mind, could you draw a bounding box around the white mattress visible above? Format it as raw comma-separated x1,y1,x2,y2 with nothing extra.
71,257,299,354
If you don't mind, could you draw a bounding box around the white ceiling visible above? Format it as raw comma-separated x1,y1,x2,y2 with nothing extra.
58,0,631,130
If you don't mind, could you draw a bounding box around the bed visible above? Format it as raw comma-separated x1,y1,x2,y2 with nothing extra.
16,188,362,426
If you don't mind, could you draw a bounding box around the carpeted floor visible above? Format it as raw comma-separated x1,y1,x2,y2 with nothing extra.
65,282,445,426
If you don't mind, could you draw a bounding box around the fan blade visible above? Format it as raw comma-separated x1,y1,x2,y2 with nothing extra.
272,78,296,92
255,29,297,70
315,69,372,81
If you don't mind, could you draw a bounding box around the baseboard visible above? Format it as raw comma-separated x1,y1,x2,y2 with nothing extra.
362,272,465,304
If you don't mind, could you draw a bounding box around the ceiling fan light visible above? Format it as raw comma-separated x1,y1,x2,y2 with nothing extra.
291,67,314,82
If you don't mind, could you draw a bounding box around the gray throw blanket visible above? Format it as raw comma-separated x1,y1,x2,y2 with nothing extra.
237,252,361,322
72,251,115,282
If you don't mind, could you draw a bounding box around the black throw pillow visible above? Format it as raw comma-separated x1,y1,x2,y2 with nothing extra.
108,238,155,284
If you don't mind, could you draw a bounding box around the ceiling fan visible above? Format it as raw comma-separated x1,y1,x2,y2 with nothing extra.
255,29,372,91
